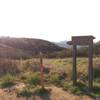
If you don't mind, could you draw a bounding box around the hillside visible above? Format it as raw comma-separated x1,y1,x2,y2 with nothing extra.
0,37,64,59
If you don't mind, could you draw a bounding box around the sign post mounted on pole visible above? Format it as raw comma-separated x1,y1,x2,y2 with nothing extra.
67,36,95,91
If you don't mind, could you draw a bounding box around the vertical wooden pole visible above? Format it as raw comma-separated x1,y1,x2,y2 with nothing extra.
88,40,93,90
73,44,77,86
40,52,44,89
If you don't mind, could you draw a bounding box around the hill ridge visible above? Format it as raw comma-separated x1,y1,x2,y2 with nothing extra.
0,37,64,59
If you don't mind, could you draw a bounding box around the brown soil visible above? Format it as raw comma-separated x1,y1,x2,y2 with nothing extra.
0,84,92,100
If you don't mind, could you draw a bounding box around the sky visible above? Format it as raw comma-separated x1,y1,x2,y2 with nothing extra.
0,0,100,42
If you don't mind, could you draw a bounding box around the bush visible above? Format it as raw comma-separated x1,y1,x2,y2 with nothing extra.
26,73,41,86
0,73,15,88
17,88,33,97
63,82,88,95
63,83,71,91
34,87,51,96
50,74,61,86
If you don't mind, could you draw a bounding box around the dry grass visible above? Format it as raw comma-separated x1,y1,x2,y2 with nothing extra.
0,57,99,99
19,57,100,86
0,59,20,76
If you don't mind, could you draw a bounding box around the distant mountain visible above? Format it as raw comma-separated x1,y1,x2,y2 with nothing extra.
54,41,71,48
0,37,64,59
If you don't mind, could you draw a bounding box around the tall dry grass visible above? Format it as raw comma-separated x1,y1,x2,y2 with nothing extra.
0,58,20,76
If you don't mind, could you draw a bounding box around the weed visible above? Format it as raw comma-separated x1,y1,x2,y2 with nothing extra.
50,74,61,86
17,88,33,97
26,73,41,86
34,87,51,96
0,73,15,88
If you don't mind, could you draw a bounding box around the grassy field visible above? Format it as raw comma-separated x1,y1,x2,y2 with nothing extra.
0,57,100,100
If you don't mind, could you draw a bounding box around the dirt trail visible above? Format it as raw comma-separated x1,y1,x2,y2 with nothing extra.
0,84,93,100
34,86,92,100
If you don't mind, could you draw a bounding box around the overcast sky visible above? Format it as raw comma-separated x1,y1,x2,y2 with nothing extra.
0,0,100,42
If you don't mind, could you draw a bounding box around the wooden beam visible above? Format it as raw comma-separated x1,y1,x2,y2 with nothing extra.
40,52,44,89
88,40,93,90
67,36,95,90
73,44,77,85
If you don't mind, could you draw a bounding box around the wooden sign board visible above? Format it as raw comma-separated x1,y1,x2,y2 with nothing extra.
67,36,95,45
67,35,95,91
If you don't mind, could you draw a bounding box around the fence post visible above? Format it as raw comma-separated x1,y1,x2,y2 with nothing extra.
40,52,44,89
73,44,77,86
88,40,93,91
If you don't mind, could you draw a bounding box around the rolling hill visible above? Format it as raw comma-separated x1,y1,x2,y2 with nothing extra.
0,37,64,59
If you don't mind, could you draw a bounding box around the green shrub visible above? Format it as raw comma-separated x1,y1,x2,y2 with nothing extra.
63,82,88,95
17,88,33,97
34,87,51,96
26,73,41,86
0,73,15,88
63,83,71,91
50,74,61,86
69,86,83,94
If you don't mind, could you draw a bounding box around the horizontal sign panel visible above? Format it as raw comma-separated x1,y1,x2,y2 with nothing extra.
67,36,95,45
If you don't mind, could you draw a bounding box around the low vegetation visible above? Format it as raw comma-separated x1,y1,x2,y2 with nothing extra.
0,57,99,99
26,73,41,86
0,73,15,88
17,87,33,98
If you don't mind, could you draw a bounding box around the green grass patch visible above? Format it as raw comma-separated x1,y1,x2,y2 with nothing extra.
26,73,41,86
63,82,89,95
63,81,100,98
34,87,51,96
17,88,33,97
49,74,61,86
0,73,15,88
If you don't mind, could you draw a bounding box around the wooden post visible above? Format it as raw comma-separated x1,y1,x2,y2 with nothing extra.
88,40,93,90
73,44,77,86
40,52,44,89
68,36,95,90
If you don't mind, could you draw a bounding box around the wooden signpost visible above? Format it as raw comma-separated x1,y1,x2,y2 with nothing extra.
40,52,44,89
67,36,95,91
